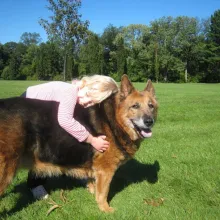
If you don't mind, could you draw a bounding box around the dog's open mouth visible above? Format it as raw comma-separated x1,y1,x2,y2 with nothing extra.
131,120,152,138
140,128,152,138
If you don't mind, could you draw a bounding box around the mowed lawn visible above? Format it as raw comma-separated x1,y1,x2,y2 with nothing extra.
0,80,220,220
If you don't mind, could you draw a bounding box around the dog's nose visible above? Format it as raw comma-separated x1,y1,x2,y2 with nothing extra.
144,117,154,127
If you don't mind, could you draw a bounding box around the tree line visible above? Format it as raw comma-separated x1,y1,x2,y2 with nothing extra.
0,0,219,83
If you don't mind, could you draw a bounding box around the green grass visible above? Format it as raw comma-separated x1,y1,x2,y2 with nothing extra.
0,80,220,220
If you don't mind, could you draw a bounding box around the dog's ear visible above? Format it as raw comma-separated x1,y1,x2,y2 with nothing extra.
120,74,135,100
144,80,155,97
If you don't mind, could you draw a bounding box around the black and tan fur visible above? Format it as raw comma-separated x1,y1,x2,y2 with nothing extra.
0,75,158,212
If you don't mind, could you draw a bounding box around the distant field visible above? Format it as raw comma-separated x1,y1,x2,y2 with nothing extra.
0,80,220,220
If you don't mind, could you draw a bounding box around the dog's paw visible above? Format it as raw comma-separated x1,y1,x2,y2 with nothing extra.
105,206,115,213
87,182,95,194
87,185,95,194
99,204,115,213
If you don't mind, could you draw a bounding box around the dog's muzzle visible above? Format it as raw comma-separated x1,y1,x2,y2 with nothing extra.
131,116,154,138
143,116,154,128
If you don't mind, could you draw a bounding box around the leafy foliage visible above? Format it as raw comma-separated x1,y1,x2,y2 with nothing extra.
39,0,89,80
20,32,42,46
1,7,220,82
79,32,104,76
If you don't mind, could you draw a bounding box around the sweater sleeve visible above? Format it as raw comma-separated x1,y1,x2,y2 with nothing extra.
57,86,90,142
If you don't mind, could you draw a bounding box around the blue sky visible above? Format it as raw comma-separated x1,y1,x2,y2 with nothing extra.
0,0,219,44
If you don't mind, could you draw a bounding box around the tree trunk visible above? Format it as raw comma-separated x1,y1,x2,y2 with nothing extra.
164,71,168,82
63,53,67,81
185,61,188,83
155,42,159,83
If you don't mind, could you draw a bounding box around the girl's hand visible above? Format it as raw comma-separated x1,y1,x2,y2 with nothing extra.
91,135,109,152
85,134,109,152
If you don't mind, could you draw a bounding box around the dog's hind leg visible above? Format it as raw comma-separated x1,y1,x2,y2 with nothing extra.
0,116,24,196
0,154,18,196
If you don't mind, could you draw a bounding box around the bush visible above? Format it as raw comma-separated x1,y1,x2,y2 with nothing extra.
188,75,201,83
1,66,10,80
53,74,64,81
20,65,35,80
109,72,121,82
26,75,39,80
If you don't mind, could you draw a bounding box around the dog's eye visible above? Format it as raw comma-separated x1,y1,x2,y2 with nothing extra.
131,103,140,109
148,103,154,109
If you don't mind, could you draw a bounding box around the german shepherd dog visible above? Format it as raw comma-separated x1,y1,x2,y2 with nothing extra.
0,75,158,212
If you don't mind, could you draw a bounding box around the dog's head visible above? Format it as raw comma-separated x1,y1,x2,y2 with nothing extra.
116,74,158,141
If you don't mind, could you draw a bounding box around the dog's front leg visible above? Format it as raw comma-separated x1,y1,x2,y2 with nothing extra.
95,169,115,213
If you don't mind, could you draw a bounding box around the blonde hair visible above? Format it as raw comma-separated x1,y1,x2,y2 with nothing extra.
80,75,118,104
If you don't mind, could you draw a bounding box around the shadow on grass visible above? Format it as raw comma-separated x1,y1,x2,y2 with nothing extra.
108,159,160,201
0,182,34,219
0,159,160,218
0,176,84,219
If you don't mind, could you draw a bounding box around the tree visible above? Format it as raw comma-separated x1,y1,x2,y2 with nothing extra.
100,24,122,75
210,9,220,45
3,42,18,56
0,44,8,76
172,16,201,82
150,17,176,82
115,24,149,81
2,43,27,80
20,44,39,79
8,55,21,79
1,66,10,80
100,24,122,52
20,32,42,46
79,32,104,75
115,36,127,79
39,0,89,81
36,42,61,80
205,9,220,82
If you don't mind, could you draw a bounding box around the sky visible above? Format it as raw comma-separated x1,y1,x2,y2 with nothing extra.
0,0,219,44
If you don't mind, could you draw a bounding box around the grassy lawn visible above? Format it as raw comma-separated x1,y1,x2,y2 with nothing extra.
0,80,220,220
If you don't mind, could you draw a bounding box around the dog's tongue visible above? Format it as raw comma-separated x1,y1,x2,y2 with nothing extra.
141,130,152,138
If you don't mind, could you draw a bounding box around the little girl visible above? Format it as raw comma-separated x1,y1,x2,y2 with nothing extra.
22,75,118,199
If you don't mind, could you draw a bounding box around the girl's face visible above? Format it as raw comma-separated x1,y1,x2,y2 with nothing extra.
77,87,95,108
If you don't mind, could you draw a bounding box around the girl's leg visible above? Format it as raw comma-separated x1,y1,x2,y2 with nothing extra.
27,170,49,200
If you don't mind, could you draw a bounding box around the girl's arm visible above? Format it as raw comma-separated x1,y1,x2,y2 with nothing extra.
57,86,89,142
57,86,109,152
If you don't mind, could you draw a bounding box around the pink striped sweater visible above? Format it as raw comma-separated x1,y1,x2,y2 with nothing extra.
26,81,89,142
